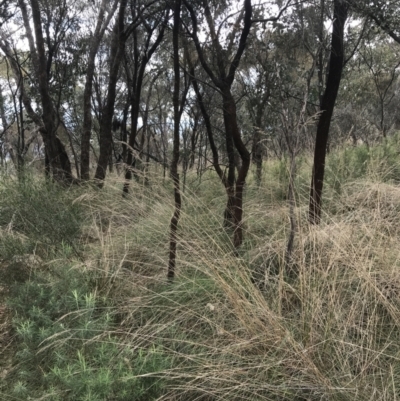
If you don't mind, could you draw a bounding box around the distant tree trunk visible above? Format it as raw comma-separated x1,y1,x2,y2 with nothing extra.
120,101,130,163
95,0,128,185
251,95,268,186
309,0,348,224
189,64,234,223
252,130,263,185
81,0,119,181
168,0,182,280
189,111,200,169
123,12,167,195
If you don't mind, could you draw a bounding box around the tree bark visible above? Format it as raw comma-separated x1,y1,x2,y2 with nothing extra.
27,0,73,183
184,0,252,248
94,0,128,184
251,98,266,186
309,0,348,224
81,0,119,181
222,89,251,248
123,11,167,194
168,0,182,280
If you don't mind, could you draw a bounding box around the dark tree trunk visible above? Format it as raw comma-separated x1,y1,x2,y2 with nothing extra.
123,12,167,195
30,0,73,183
251,97,267,186
121,101,130,163
123,26,141,191
168,0,182,280
252,129,263,186
189,65,237,226
184,0,252,248
81,0,119,181
189,112,199,169
309,0,348,224
222,89,251,248
95,0,128,185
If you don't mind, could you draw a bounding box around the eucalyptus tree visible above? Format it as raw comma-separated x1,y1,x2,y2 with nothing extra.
80,0,119,181
0,53,25,172
309,0,348,224
181,104,200,188
238,32,273,185
94,0,128,184
359,35,400,138
188,57,230,206
352,0,400,45
168,0,182,280
183,0,253,248
122,1,169,194
0,0,94,182
93,0,171,186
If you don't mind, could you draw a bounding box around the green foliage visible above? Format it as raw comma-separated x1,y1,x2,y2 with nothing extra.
0,177,84,254
265,156,309,203
324,134,400,197
4,265,170,401
5,140,400,400
325,144,371,194
372,135,400,181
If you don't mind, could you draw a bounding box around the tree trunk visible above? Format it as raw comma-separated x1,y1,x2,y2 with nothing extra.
30,0,73,183
252,128,263,186
309,0,348,224
123,13,167,195
189,64,237,223
95,0,128,185
252,100,267,186
189,110,199,169
168,0,182,280
184,0,252,248
81,0,119,181
222,90,251,248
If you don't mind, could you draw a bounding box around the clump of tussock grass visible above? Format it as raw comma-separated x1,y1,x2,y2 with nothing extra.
5,155,400,400
75,168,400,400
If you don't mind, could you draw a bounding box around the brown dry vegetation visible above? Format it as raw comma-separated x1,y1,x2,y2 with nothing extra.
2,144,400,400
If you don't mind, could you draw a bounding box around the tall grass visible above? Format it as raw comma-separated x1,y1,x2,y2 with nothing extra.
2,138,400,400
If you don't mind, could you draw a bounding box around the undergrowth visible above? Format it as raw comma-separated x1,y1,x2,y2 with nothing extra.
2,137,400,400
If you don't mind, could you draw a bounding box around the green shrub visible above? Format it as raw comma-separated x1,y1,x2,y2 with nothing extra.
4,265,171,401
0,178,84,255
325,144,371,195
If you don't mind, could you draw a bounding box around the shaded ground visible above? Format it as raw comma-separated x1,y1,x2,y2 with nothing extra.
0,284,14,385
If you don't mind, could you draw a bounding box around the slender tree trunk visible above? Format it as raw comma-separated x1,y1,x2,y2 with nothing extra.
95,0,128,185
285,154,296,267
184,0,252,248
190,65,236,223
252,128,263,186
309,0,348,224
223,109,236,226
123,87,140,191
222,90,251,248
252,99,267,186
168,0,182,280
317,0,325,108
123,14,167,194
81,0,119,180
189,114,199,169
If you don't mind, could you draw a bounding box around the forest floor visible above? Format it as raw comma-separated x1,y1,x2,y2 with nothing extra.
2,137,400,400
0,284,13,382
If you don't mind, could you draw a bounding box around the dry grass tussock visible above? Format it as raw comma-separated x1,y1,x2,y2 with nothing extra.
3,167,400,400
59,170,400,401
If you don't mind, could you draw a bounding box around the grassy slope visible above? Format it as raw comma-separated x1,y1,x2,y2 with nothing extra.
2,138,400,400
